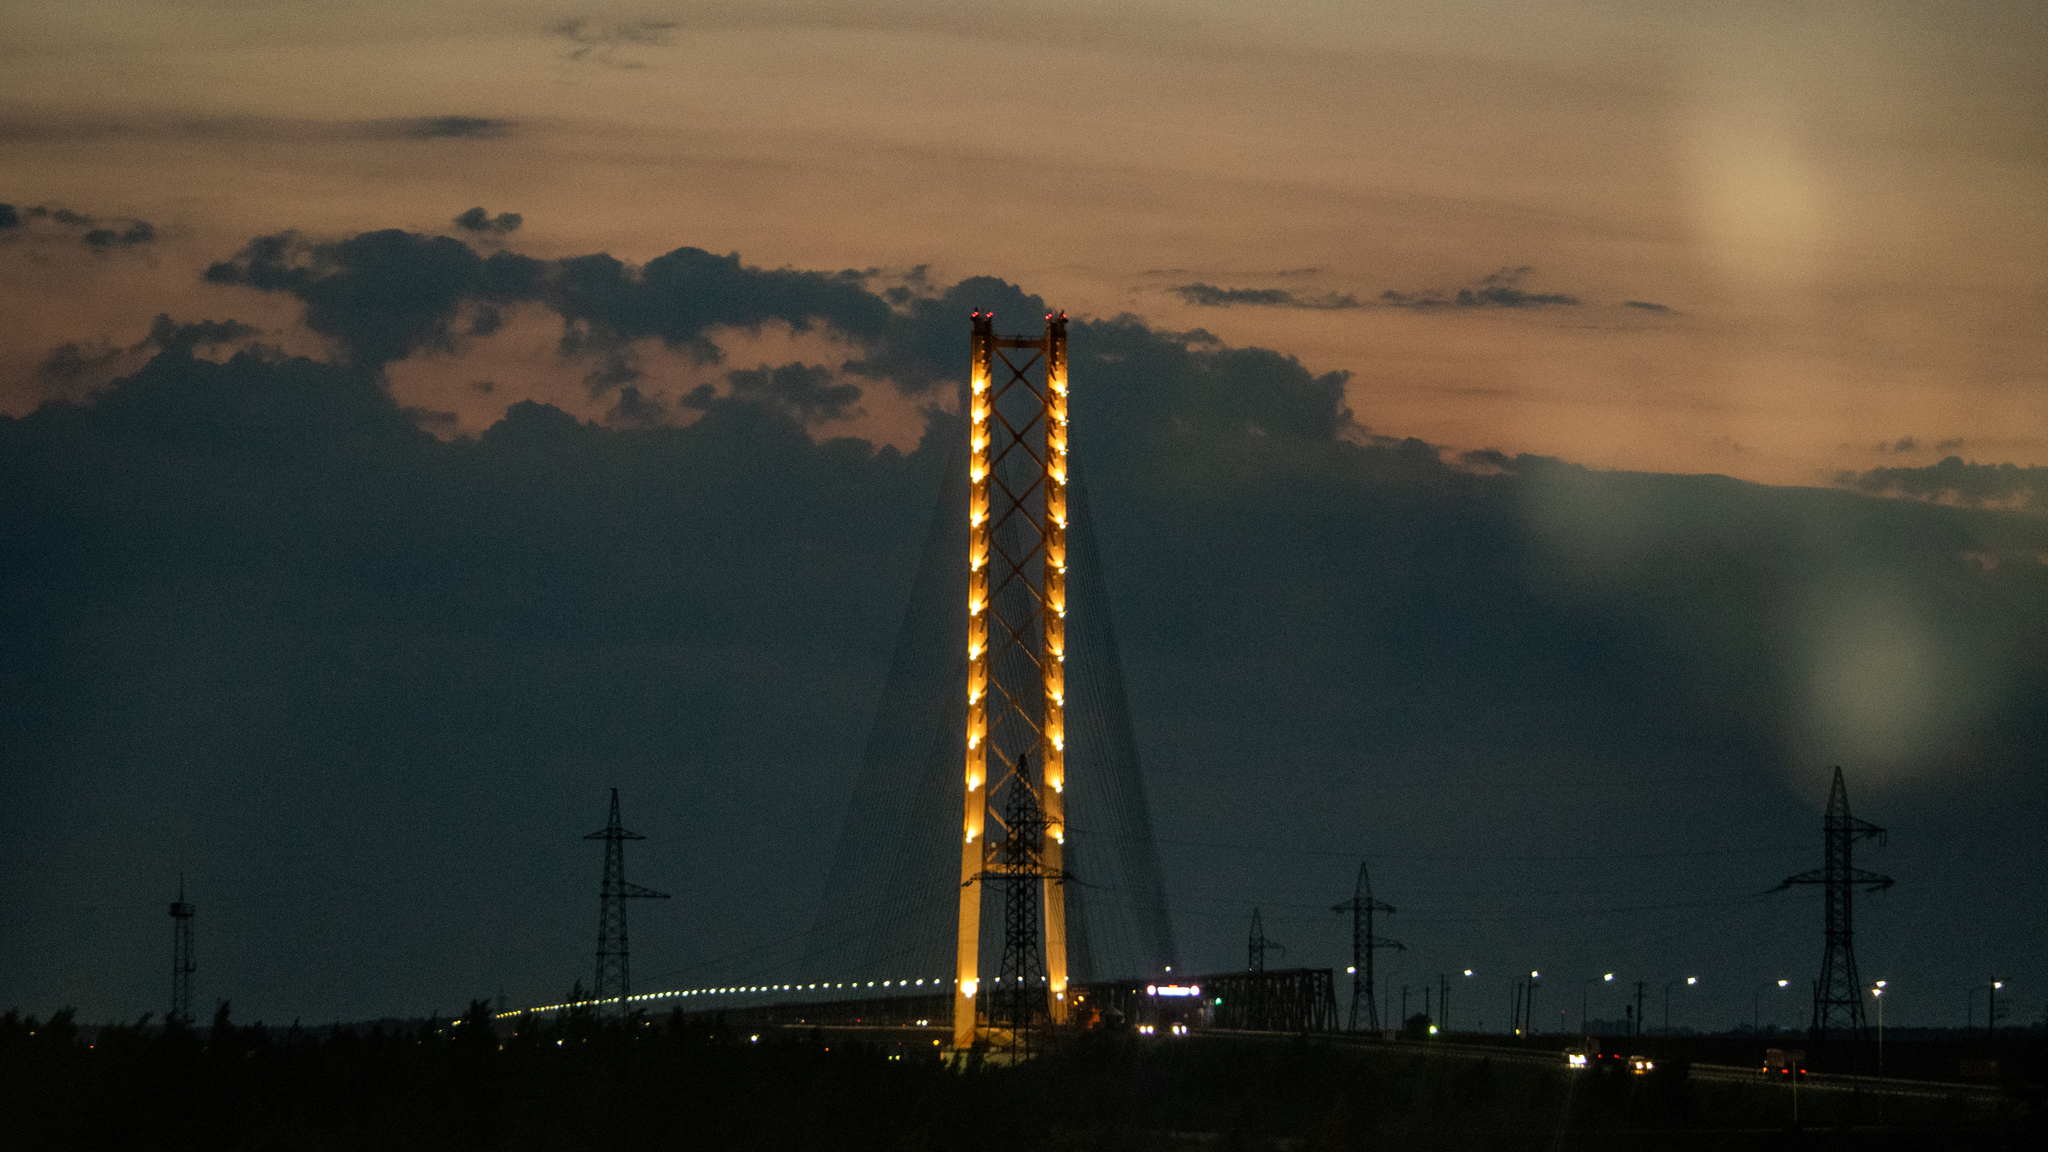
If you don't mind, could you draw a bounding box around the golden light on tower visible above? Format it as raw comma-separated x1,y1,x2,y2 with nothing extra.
953,310,1071,1052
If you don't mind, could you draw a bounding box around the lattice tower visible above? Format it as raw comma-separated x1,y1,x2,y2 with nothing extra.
1776,766,1891,1043
586,788,669,1013
1332,863,1402,1031
168,875,196,1025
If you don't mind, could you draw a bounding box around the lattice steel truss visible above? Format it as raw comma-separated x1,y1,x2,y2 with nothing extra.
989,755,1051,1060
168,875,196,1026
1777,766,1891,1043
587,787,669,1014
1332,863,1402,1032
1207,968,1339,1033
955,311,1072,1051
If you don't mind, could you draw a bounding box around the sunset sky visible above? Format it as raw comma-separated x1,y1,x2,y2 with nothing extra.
6,0,2044,482
3,3,2045,1029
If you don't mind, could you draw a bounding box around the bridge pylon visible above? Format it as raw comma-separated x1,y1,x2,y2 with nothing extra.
955,311,1072,1052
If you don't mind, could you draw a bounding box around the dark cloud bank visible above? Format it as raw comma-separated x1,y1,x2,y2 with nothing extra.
4,225,2045,1027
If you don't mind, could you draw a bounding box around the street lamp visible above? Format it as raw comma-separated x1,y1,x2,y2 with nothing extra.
1529,971,1541,1036
1663,977,1696,1035
1754,979,1790,1033
1870,981,1887,1077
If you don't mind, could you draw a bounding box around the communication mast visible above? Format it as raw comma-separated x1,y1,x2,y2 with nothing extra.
586,788,669,1013
168,875,196,1025
1332,863,1402,1031
955,311,1072,1051
1776,766,1891,1042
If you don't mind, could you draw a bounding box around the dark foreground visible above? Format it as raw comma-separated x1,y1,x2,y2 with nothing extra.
4,1005,2041,1151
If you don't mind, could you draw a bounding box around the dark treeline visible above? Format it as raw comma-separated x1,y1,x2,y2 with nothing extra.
5,1005,2042,1150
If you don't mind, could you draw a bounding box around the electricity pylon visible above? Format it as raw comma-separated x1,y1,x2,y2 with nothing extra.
1332,863,1403,1031
955,311,1072,1051
586,788,668,1013
1776,766,1891,1042
1248,908,1286,972
168,875,196,1025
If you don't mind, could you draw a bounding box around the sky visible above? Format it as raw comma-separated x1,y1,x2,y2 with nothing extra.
2,2,2045,1031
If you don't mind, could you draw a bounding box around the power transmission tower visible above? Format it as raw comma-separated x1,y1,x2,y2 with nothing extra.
168,875,196,1025
1331,863,1403,1031
1775,766,1891,1043
1247,908,1285,972
955,311,1074,1052
981,753,1061,1061
585,788,669,1014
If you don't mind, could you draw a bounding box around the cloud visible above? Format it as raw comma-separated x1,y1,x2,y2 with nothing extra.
1382,266,1580,309
1869,435,1965,457
404,116,512,140
452,207,522,234
6,203,158,250
0,114,520,145
1840,456,2047,509
548,247,891,365
1176,268,1590,313
38,338,126,387
200,228,900,430
32,314,258,400
81,220,156,250
580,347,642,396
553,17,679,66
143,314,262,353
204,229,541,367
605,384,666,428
1624,300,1670,312
726,361,862,423
1174,284,1363,310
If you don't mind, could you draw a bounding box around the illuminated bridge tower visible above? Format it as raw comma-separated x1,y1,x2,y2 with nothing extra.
955,311,1071,1051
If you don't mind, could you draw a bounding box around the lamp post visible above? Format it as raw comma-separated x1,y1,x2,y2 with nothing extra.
1663,976,1696,1035
1588,972,1614,1033
1754,978,1790,1034
1870,981,1887,1078
1529,971,1541,1036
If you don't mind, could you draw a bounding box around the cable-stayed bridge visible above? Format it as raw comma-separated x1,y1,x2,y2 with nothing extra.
501,314,1184,1047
